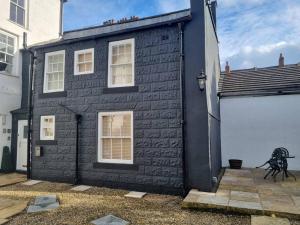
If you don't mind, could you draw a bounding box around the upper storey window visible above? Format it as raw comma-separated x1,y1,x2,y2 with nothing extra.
0,32,15,75
108,39,135,87
44,50,65,93
10,0,25,27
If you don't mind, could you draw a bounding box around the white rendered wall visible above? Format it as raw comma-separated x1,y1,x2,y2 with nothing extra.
221,94,300,170
0,0,61,166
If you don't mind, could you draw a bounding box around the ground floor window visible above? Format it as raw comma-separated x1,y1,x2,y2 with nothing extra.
40,115,55,140
98,111,133,164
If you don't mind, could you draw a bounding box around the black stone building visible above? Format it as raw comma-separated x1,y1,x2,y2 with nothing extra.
12,0,221,195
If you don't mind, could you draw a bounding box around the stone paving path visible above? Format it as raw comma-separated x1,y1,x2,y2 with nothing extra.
183,168,300,219
0,173,27,187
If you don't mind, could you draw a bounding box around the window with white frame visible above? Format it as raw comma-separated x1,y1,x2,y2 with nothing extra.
98,112,133,164
10,0,25,26
40,116,55,140
44,50,65,93
0,32,14,74
74,48,94,75
108,39,135,87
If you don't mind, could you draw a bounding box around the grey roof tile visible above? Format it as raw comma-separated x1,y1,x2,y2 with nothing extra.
219,64,300,97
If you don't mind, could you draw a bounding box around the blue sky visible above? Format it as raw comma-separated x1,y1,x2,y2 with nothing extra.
64,0,300,70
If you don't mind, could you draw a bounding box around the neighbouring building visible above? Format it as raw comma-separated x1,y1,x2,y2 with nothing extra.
219,55,300,171
27,0,221,195
0,0,66,171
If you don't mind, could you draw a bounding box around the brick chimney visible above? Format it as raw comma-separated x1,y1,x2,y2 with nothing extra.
279,53,284,67
225,61,230,74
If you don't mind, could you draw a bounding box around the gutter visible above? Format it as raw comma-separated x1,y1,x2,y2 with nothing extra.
58,104,82,185
178,22,187,196
23,32,36,179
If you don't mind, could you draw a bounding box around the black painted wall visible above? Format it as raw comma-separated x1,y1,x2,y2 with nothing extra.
184,0,214,191
31,25,185,195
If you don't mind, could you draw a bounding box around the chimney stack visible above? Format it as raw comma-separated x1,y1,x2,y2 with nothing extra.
225,61,230,74
279,53,284,67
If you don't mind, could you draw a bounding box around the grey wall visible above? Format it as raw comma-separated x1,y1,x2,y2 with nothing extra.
221,95,300,170
32,25,184,195
184,0,212,191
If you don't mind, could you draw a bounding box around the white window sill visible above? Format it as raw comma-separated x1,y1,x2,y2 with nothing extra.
0,71,19,78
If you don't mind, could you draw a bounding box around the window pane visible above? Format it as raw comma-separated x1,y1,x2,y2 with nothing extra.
85,52,92,61
85,62,92,72
6,55,13,64
78,54,84,63
23,125,28,139
111,139,122,159
102,116,111,136
122,139,131,160
78,64,85,72
7,46,14,54
11,0,17,3
111,64,132,85
17,7,25,26
7,37,14,46
122,115,131,136
102,139,111,159
10,4,17,22
0,53,5,62
111,115,123,136
18,0,25,7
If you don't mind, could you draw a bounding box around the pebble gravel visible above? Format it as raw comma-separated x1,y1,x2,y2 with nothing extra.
0,181,254,225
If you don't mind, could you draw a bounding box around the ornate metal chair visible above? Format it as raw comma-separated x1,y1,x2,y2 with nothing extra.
257,147,296,182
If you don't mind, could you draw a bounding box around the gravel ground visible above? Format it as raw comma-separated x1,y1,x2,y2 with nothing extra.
0,181,290,225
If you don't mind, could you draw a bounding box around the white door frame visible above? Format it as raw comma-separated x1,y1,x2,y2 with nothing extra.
17,120,28,171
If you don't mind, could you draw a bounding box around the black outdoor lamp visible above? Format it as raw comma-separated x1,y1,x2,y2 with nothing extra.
197,70,207,91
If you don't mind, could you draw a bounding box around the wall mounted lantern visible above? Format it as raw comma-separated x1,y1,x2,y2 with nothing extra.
197,71,207,91
0,62,8,71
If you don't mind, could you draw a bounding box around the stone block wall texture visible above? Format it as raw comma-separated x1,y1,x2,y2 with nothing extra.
31,25,184,194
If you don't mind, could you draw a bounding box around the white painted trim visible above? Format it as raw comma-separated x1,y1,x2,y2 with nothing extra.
40,115,55,141
43,50,65,93
108,38,135,88
74,48,94,75
98,111,134,164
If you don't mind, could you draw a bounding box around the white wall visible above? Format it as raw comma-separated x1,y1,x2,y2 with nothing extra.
221,94,300,170
0,0,61,167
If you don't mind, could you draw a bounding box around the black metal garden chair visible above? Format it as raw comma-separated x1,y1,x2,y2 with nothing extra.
257,147,296,182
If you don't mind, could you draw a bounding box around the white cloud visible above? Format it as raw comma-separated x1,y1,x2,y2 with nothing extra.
218,0,300,70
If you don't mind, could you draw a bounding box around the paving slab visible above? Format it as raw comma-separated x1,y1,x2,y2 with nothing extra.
34,195,57,206
71,185,91,192
0,218,9,225
91,214,129,225
124,191,147,199
27,202,60,213
183,168,300,219
251,216,290,225
22,180,42,186
27,195,59,213
229,200,263,212
231,191,260,202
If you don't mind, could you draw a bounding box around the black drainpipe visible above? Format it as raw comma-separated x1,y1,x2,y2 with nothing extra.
23,32,36,179
58,104,82,185
178,22,187,196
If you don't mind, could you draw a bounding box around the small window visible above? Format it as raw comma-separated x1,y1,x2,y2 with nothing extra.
74,48,94,75
10,0,25,26
44,50,65,93
108,39,135,88
98,111,133,164
40,116,55,140
0,32,15,74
